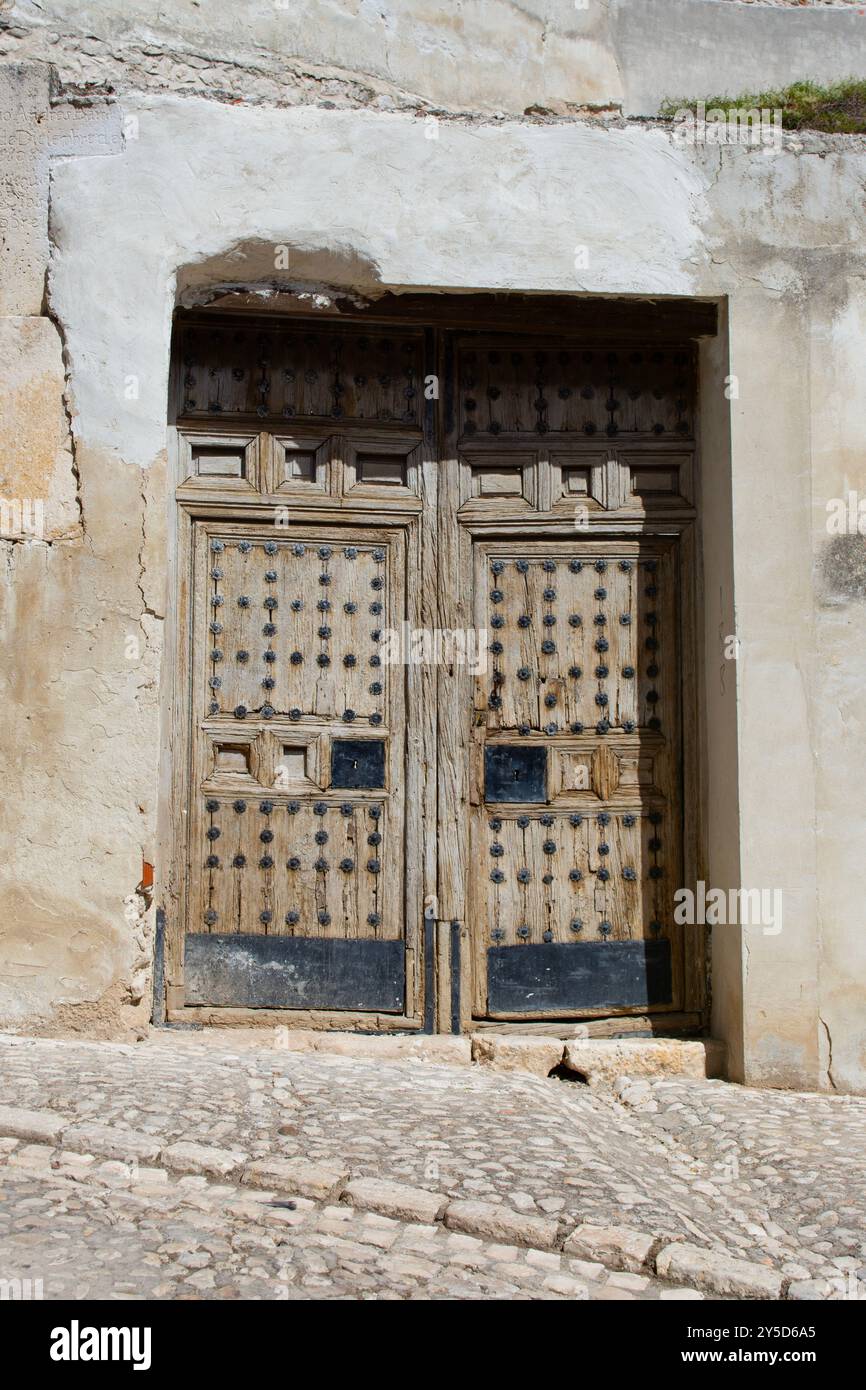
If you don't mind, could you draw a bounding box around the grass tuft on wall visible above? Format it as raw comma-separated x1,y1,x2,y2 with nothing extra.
660,80,866,134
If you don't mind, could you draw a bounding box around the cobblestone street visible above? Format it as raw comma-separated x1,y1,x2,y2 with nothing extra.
0,1033,863,1301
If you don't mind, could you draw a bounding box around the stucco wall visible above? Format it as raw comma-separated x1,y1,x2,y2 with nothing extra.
1,0,865,1086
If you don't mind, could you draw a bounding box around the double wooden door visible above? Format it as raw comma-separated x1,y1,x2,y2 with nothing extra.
165,315,698,1029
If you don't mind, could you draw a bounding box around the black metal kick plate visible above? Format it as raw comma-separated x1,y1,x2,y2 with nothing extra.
487,939,672,1014
484,745,547,803
185,934,405,1011
331,738,386,789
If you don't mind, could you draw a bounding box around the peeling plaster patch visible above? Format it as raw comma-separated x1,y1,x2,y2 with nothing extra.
0,317,81,541
123,889,153,1007
0,440,165,1034
26,981,151,1042
696,140,866,302
44,296,88,540
0,882,121,1020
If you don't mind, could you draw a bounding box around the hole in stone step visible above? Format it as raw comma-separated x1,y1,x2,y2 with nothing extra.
548,1062,588,1083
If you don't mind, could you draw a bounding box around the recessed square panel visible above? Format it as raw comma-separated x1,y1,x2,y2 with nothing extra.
563,467,591,495
484,745,547,803
631,468,677,495
548,450,607,513
477,467,523,497
343,439,418,499
553,750,593,795
214,744,251,775
616,752,660,795
273,436,328,493
460,450,536,513
274,746,307,785
285,449,317,482
358,455,406,486
331,738,386,789
620,452,692,509
193,446,245,478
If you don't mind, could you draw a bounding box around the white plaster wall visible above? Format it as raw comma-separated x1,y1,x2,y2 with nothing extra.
809,282,866,1093
696,142,866,1088
2,83,865,1084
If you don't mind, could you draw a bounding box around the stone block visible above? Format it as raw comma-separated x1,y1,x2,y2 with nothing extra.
471,1035,565,1078
242,1156,348,1201
563,1038,711,1087
160,1141,246,1180
563,1223,657,1272
0,1104,65,1144
0,315,80,539
61,1122,162,1164
343,1177,447,1225
444,1199,559,1251
655,1241,785,1300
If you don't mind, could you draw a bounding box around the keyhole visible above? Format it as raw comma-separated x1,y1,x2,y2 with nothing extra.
513,770,521,782
352,759,359,770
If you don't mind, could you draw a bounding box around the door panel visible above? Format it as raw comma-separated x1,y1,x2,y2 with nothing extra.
469,538,682,1018
185,522,409,1011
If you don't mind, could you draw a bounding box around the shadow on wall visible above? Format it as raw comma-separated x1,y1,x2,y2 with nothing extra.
175,239,385,311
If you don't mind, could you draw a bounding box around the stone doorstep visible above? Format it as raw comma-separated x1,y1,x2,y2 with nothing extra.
472,1035,725,1085
0,1114,787,1300
0,1028,724,1082
143,1025,725,1084
149,1027,474,1065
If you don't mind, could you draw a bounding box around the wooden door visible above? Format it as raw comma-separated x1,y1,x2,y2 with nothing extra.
469,538,683,1017
184,521,409,1012
165,318,435,1025
439,334,698,1024
164,313,701,1029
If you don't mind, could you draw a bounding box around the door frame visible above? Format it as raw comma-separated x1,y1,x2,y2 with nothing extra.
155,304,709,1034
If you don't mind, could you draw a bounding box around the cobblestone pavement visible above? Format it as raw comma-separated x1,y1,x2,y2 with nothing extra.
0,1033,864,1300
0,1159,683,1302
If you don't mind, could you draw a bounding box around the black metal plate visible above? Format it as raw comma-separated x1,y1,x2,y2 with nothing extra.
185,934,405,1011
487,939,672,1014
484,745,547,803
331,738,386,789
